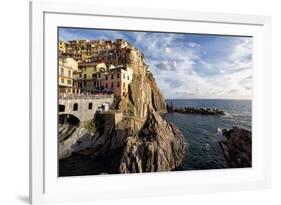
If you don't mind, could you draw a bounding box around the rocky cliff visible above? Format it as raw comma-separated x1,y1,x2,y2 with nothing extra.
219,127,252,168
59,46,186,174
115,48,185,173
118,110,186,173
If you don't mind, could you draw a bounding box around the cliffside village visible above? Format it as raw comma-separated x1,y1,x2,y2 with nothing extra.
58,39,145,99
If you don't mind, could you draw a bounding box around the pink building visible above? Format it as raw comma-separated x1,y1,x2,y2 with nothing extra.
99,65,133,98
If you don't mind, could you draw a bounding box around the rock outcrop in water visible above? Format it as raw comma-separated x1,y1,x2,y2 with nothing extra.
168,106,225,115
59,45,186,174
166,101,225,115
219,127,252,168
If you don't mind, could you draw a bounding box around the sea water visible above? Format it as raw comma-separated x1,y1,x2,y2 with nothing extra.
164,99,252,170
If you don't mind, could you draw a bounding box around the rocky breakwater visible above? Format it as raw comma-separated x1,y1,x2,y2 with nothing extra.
60,46,186,174
219,127,252,168
167,105,225,115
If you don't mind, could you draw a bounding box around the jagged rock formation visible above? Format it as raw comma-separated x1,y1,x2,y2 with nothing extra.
59,45,186,174
119,110,186,173
219,127,252,168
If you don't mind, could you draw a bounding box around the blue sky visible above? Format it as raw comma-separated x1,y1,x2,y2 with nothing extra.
59,27,252,99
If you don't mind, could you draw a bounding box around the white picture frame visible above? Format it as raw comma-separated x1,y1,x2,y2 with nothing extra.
29,1,272,204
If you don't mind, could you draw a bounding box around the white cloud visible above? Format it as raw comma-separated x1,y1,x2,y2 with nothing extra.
164,47,170,54
187,42,200,48
230,38,252,61
147,37,253,100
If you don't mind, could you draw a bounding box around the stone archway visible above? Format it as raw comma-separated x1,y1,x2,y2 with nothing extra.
59,113,80,126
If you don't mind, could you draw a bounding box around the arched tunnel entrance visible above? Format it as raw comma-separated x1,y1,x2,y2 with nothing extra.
59,114,80,126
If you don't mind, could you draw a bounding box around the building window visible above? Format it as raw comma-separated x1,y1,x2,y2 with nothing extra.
123,82,125,88
111,74,114,79
117,73,120,78
117,82,120,87
105,83,108,88
123,74,125,79
68,70,71,78
79,74,82,78
61,78,64,83
60,67,64,76
84,81,86,86
67,79,72,85
111,82,114,88
98,73,101,78
88,103,93,110
73,103,78,111
59,104,65,112
84,74,87,79
105,75,108,80
127,76,129,80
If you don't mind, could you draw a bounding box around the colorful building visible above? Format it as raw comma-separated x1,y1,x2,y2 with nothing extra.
59,39,130,66
73,62,107,93
59,40,67,56
99,65,133,98
58,57,78,93
59,39,138,98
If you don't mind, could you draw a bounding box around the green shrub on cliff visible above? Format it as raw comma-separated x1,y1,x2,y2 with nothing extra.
84,113,105,133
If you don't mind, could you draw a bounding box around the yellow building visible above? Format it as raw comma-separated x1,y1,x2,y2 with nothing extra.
59,40,68,55
58,58,78,93
73,62,107,93
78,62,107,79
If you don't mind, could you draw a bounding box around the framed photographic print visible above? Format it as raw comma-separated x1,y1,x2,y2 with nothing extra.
30,0,272,204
